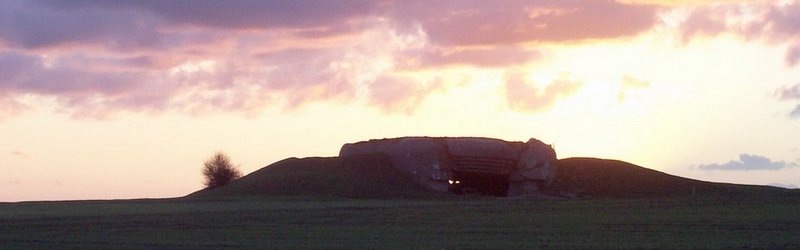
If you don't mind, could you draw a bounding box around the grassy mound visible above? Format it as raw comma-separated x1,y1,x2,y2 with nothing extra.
186,153,440,200
550,157,797,199
187,155,797,200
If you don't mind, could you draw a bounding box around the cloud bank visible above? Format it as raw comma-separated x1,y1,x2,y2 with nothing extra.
696,154,798,171
0,0,797,119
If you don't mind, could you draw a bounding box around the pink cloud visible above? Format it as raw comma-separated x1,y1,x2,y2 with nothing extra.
0,97,29,121
677,2,800,118
396,46,541,69
0,1,383,119
503,72,583,113
391,0,658,46
678,1,800,65
0,51,171,117
0,0,715,120
765,2,800,36
367,75,444,114
679,7,730,42
0,41,365,118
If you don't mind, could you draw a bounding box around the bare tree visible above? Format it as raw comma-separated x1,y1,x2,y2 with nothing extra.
202,152,242,188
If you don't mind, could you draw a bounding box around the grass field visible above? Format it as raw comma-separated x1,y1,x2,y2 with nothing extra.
2,196,799,249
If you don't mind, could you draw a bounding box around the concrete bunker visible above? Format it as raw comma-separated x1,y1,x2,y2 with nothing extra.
339,137,557,197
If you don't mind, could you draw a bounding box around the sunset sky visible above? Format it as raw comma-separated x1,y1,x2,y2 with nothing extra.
2,0,800,202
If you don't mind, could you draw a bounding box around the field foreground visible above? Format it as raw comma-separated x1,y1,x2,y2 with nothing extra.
4,157,800,248
1,196,799,248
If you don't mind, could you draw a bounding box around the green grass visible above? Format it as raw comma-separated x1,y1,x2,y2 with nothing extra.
2,197,799,248
187,155,443,200
0,155,800,249
551,157,800,199
3,156,798,248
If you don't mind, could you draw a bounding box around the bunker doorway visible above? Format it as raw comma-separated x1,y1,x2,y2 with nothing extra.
448,171,510,197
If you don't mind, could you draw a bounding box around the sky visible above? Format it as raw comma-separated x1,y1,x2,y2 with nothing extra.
2,0,800,202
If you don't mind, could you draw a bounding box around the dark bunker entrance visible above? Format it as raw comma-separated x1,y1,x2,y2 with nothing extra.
448,171,510,197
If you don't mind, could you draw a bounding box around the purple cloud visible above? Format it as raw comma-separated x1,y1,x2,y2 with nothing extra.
678,2,800,118
776,83,800,101
396,47,541,69
765,1,800,37
775,83,800,118
678,2,800,66
391,0,658,46
697,154,797,171
1,0,377,51
7,0,799,120
0,1,166,50
0,51,170,117
788,45,800,66
0,1,387,118
366,75,444,114
37,0,380,31
790,104,800,119
256,48,360,110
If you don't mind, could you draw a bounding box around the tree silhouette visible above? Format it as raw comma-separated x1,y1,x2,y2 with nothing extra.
202,152,242,188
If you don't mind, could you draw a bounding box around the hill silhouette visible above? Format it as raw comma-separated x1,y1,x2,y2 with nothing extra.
549,157,798,199
186,154,442,200
187,156,798,200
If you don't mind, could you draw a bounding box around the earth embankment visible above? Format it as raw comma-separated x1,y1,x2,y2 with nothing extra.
187,156,798,200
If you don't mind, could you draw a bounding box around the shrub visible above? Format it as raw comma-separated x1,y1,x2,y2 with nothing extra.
202,152,242,188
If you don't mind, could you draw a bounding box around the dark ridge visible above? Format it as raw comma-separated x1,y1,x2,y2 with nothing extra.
186,155,798,200
186,153,441,200
549,157,799,199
